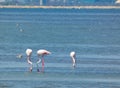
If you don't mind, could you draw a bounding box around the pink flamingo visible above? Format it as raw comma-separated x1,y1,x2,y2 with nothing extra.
26,49,33,72
70,51,76,68
37,49,51,72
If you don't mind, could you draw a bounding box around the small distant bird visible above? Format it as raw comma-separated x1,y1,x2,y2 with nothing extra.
16,54,23,59
16,23,19,27
20,29,23,32
37,49,51,72
26,49,33,72
70,51,76,68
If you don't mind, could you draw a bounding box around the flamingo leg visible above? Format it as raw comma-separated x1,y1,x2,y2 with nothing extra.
42,58,44,72
27,56,33,72
37,56,42,72
27,61,33,72
37,63,40,72
29,64,33,72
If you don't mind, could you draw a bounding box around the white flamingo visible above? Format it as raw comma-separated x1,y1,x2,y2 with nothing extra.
116,0,120,3
70,51,76,68
37,49,51,72
26,49,33,72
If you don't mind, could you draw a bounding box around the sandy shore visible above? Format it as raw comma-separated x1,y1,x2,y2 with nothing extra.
0,5,120,9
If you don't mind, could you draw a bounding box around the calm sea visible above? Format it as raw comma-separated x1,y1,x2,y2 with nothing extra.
0,8,120,88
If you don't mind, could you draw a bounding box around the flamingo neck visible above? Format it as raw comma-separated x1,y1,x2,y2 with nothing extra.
71,57,76,67
27,57,32,65
37,56,41,64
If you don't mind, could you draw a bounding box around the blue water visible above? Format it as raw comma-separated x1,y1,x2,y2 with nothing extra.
0,8,120,88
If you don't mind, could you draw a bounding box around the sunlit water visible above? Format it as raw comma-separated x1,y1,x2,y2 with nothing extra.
0,8,120,88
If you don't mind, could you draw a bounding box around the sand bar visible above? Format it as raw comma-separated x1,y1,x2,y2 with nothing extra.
0,5,120,9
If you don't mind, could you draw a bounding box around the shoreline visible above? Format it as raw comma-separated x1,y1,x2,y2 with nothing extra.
0,5,120,9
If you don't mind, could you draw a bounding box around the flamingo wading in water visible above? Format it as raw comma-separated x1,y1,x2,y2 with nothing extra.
37,49,51,72
26,49,33,72
70,51,76,68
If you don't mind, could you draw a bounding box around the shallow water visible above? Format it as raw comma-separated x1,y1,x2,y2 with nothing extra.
0,8,120,88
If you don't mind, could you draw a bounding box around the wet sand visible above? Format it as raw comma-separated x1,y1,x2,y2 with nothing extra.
0,5,120,9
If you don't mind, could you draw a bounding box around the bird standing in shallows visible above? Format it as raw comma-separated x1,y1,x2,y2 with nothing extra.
26,49,33,72
70,51,76,68
37,49,51,72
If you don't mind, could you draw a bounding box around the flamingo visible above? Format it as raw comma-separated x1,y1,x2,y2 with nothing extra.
70,51,76,68
116,0,120,3
26,49,33,72
37,49,51,72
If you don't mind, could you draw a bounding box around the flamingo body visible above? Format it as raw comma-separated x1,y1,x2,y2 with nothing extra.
26,49,32,56
37,49,51,56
